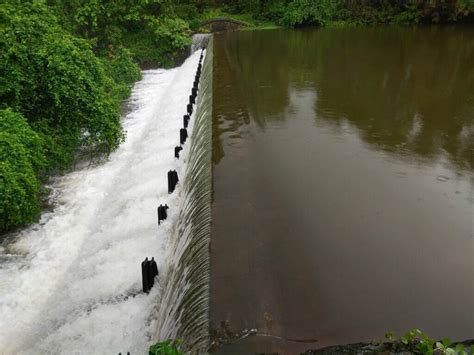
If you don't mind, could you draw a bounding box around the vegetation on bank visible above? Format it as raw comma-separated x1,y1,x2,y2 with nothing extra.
0,0,184,231
161,329,474,354
224,0,474,27
1,1,128,230
383,329,474,355
149,339,182,355
307,329,474,354
1,0,473,231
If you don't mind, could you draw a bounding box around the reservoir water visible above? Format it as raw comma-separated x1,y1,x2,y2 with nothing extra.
211,27,474,353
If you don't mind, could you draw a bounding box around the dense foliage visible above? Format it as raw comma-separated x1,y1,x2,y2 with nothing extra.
0,109,45,230
0,1,137,230
48,0,193,66
149,340,182,355
218,0,474,26
1,1,126,165
387,329,474,355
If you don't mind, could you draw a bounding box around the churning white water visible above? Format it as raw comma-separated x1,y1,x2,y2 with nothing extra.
0,51,203,354
190,33,211,53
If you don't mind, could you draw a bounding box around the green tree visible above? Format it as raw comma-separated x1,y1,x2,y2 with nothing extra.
282,0,342,26
0,109,45,230
48,0,192,66
0,0,124,169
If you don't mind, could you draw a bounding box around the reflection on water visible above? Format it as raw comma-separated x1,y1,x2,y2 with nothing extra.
214,26,474,172
211,26,474,354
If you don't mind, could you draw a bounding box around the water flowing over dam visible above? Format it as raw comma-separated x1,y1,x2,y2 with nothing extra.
153,38,213,353
0,40,212,354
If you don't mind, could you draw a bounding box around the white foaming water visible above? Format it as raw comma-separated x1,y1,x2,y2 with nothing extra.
191,33,211,53
0,51,202,354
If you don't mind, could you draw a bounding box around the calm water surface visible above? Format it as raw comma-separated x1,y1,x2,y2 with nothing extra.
211,27,474,354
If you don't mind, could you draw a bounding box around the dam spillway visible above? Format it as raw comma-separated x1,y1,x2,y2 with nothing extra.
0,43,212,354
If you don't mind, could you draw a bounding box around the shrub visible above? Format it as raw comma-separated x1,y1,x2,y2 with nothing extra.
0,0,124,169
100,45,142,105
149,340,182,355
0,109,45,230
281,0,343,27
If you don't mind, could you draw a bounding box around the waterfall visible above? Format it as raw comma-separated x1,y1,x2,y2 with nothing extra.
153,37,213,354
191,33,212,54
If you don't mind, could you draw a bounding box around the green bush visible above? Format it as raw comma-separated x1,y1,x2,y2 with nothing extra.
145,16,192,59
100,45,142,105
49,0,193,67
281,0,342,26
0,109,45,230
386,329,474,355
0,0,124,170
149,340,182,355
216,0,474,26
0,1,129,231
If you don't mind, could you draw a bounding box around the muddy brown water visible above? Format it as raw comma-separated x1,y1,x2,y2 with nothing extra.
210,27,474,354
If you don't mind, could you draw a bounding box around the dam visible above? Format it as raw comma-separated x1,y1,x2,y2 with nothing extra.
0,42,212,354
0,26,473,355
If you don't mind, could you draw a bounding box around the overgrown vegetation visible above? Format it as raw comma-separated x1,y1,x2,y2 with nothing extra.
385,329,474,354
1,0,472,231
47,0,194,67
0,1,128,230
0,109,45,230
218,0,474,26
304,329,474,354
149,339,182,355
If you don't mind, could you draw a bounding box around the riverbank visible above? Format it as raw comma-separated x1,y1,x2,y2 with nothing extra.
209,322,474,354
306,339,474,354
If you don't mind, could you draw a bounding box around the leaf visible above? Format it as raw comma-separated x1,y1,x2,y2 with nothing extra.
442,338,452,347
454,343,464,353
416,341,433,354
385,331,396,341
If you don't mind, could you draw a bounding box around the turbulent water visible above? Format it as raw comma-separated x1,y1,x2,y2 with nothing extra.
154,38,213,353
191,33,211,54
0,50,205,354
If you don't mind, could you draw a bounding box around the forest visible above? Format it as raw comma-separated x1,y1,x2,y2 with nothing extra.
1,0,473,231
